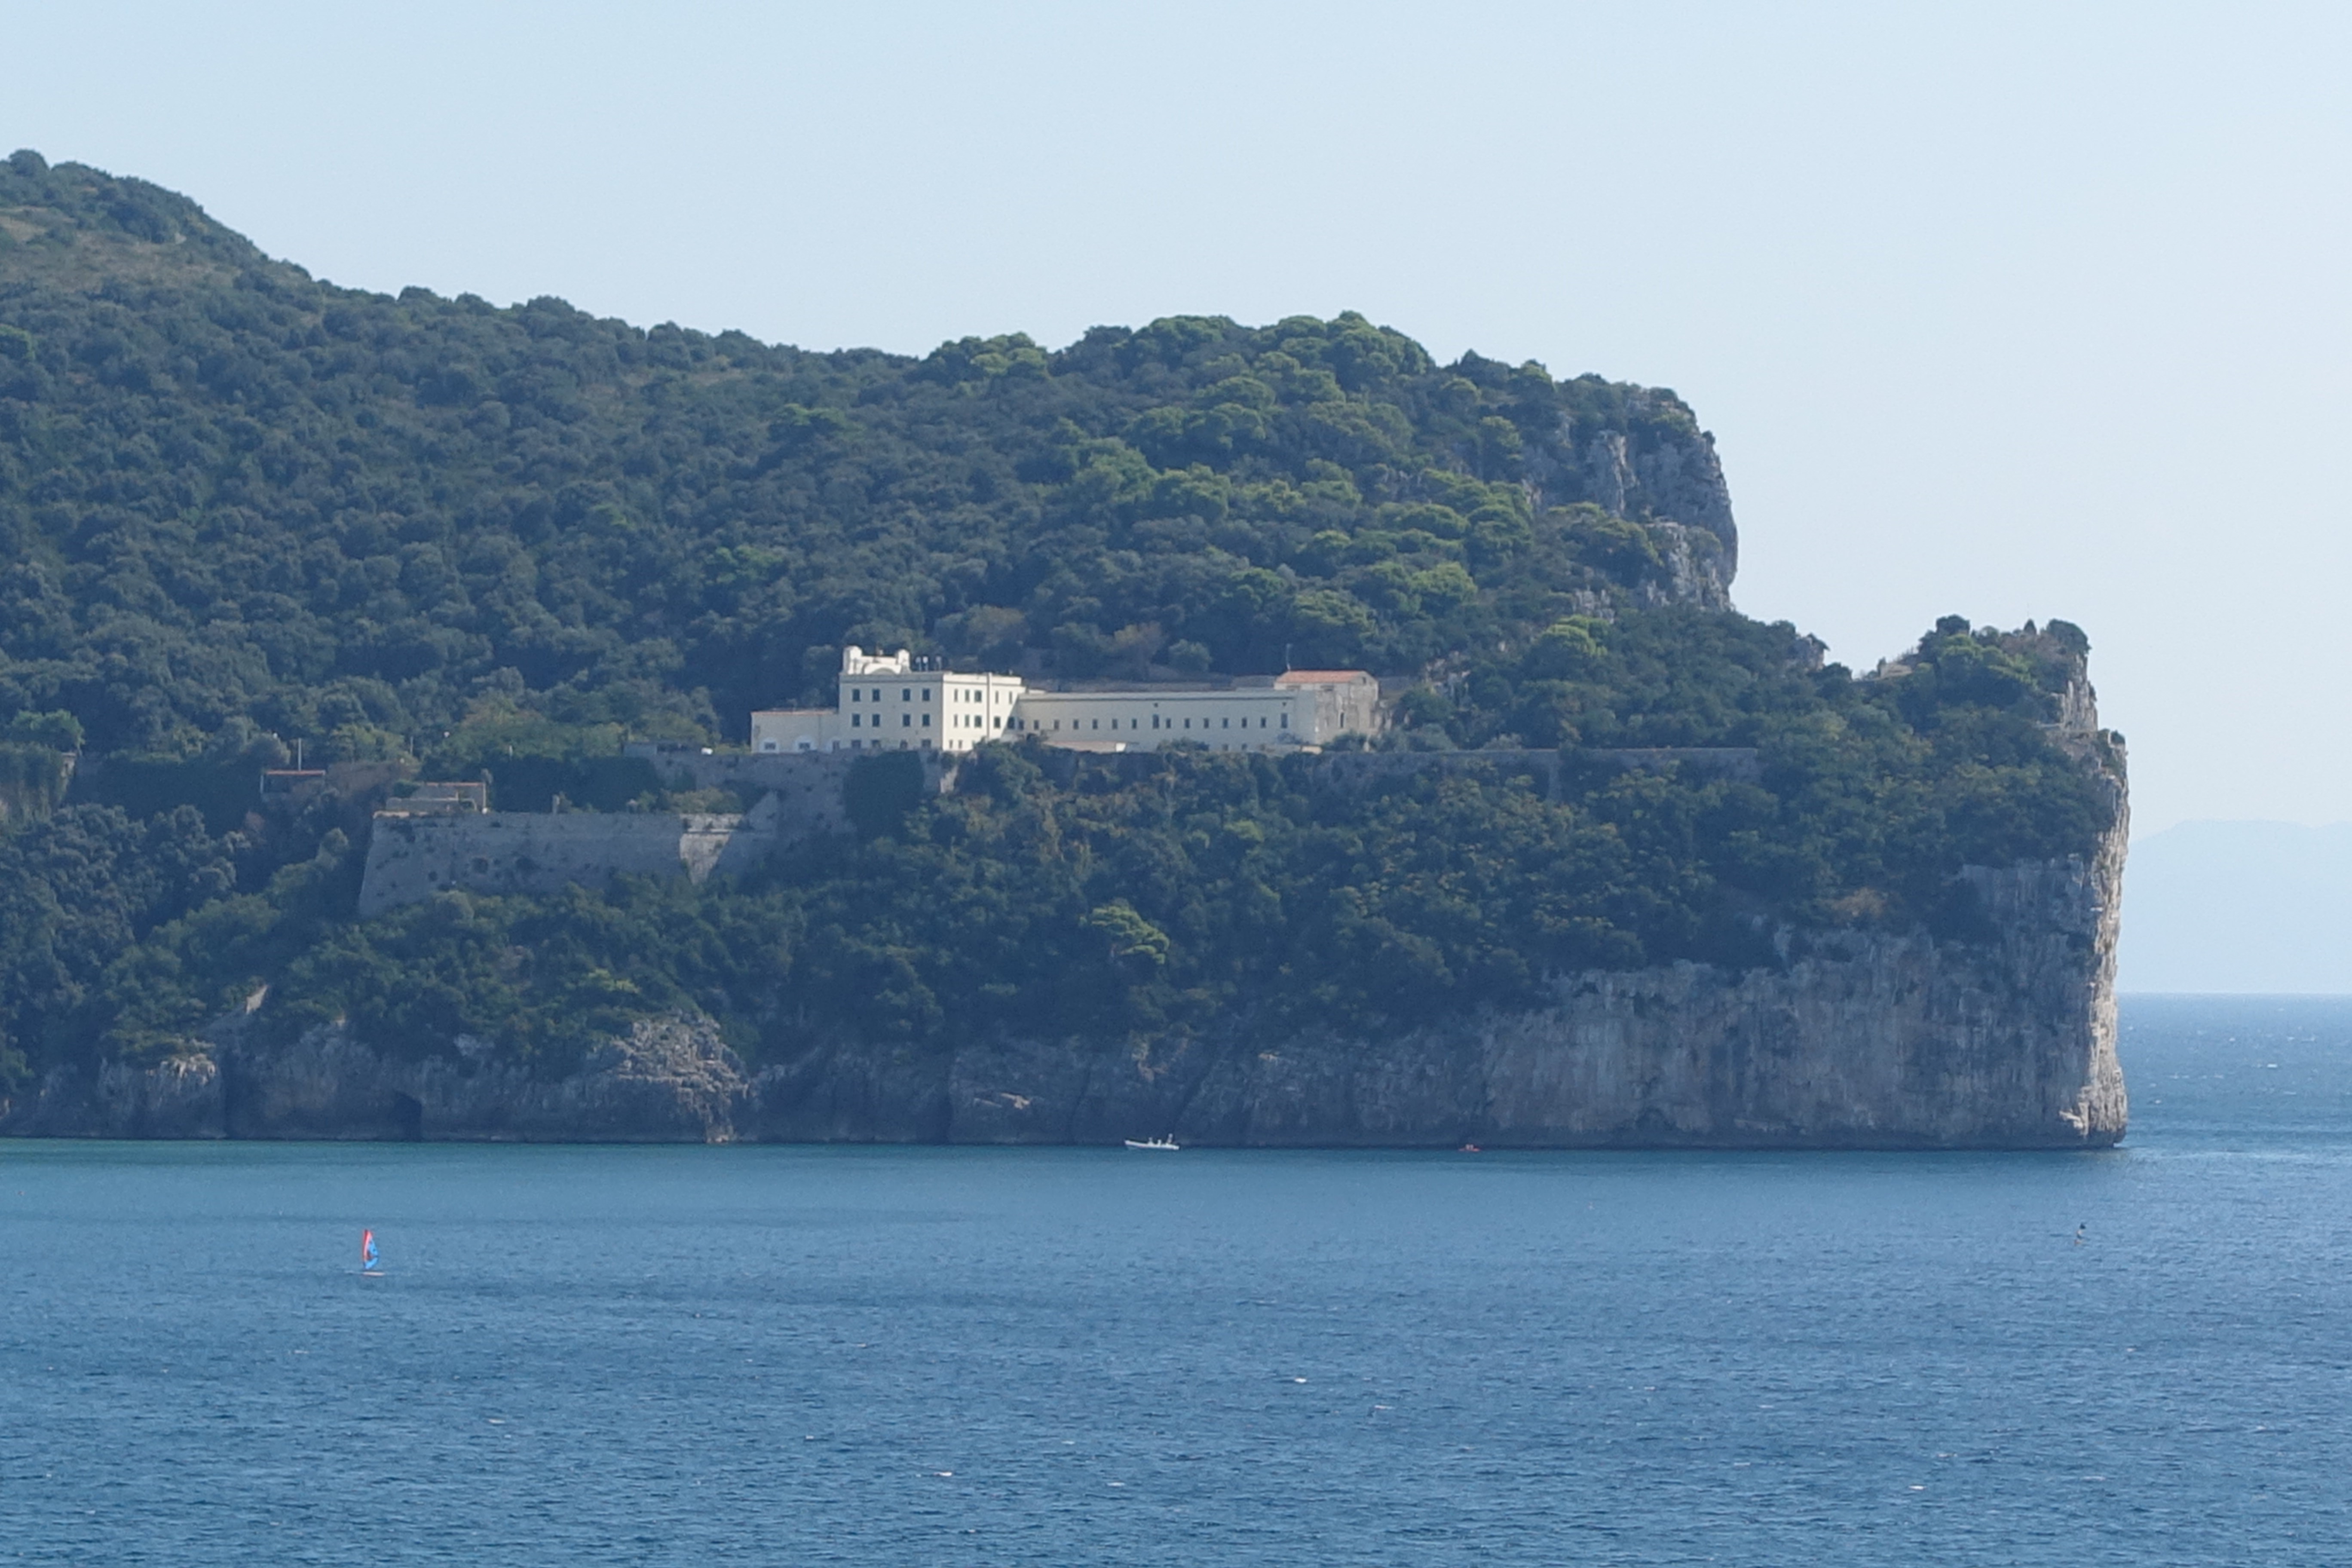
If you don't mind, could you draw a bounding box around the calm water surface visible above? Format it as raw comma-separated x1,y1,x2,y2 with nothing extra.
4,995,2350,1565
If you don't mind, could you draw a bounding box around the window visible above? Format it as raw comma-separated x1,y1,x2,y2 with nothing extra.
1222,717,1229,728
901,713,910,727
1182,718,1190,729
1280,714,1289,728
922,713,931,727
851,713,861,728
922,688,931,701
850,688,861,702
902,689,910,701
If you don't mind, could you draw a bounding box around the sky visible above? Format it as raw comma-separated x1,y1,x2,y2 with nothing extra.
3,0,2346,836
2120,821,2352,992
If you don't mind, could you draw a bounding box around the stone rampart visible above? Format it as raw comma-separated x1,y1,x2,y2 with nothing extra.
357,745,1757,919
630,747,956,830
1586,747,1761,781
357,811,777,917
357,751,961,916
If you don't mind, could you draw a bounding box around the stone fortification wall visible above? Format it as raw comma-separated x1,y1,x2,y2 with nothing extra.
1286,746,1758,798
358,751,959,916
357,811,776,917
1587,747,1761,782
361,746,1764,917
631,747,956,820
1034,745,1752,798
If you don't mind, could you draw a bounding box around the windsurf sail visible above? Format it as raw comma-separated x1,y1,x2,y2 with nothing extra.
361,1228,380,1273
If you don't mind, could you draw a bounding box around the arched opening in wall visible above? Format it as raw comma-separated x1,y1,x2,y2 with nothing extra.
388,1091,423,1142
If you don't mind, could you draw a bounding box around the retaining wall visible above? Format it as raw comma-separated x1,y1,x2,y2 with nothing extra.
358,745,1757,917
357,812,777,917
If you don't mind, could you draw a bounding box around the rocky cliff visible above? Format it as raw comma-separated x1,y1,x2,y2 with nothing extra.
3,1014,750,1143
5,747,2127,1148
744,785,2128,1149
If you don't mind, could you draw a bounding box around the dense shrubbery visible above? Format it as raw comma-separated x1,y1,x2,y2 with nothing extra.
0,804,239,1084
0,153,2117,1091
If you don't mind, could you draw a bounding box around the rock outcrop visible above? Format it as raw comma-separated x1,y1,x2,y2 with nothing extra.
1516,386,1740,595
744,817,2128,1150
3,1014,750,1143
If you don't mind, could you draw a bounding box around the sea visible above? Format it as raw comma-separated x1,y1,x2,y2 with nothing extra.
3,995,2349,1566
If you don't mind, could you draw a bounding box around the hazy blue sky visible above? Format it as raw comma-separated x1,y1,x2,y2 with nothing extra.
4,1,2345,835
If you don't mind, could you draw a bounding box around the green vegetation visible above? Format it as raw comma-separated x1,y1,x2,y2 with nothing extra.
2,611,2110,1089
0,152,2119,1095
0,151,1728,761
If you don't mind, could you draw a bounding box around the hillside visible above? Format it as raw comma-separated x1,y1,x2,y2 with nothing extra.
0,153,2126,1143
0,149,1733,759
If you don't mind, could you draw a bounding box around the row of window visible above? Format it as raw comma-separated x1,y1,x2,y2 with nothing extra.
1015,714,1285,731
836,710,1285,733
843,711,1020,729
787,727,1298,754
845,686,1016,704
838,713,1296,732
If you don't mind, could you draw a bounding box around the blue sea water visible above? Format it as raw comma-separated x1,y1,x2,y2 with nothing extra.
4,996,2351,1566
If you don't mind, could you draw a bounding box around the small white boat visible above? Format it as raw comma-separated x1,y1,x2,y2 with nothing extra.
1123,1136,1180,1151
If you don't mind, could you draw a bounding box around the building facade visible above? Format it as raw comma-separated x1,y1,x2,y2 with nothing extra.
751,649,1380,755
750,647,1024,756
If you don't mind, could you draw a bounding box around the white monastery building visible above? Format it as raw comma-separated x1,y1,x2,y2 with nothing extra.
751,647,1380,755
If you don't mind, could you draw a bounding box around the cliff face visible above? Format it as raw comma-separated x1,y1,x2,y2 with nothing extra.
5,791,2126,1149
1517,386,1740,607
3,1014,750,1143
749,815,2128,1150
